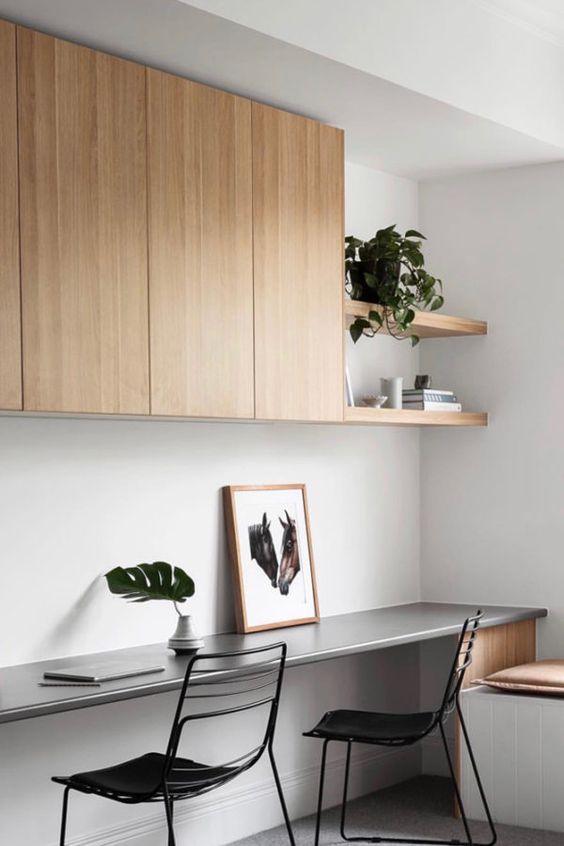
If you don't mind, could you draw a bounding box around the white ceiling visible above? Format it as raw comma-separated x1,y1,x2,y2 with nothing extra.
185,0,564,151
474,0,564,46
1,0,563,179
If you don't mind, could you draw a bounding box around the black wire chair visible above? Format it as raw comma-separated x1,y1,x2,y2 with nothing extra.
52,642,296,846
304,610,496,846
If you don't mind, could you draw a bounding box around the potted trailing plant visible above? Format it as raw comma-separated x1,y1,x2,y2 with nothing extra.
105,561,203,654
346,224,444,346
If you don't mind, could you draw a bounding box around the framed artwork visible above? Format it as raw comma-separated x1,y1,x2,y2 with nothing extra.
223,484,319,633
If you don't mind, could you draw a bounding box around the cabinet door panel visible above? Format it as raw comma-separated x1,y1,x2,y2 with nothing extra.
253,103,344,422
148,70,254,418
0,21,21,410
18,28,149,414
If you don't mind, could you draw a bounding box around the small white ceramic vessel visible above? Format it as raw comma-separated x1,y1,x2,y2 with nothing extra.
362,395,388,408
168,614,204,654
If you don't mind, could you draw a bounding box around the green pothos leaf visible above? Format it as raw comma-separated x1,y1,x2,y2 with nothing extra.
345,225,444,346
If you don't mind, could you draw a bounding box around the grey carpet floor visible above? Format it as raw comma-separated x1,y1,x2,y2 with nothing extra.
230,776,564,845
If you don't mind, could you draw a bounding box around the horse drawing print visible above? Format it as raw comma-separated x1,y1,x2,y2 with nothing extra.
278,510,300,595
248,512,278,588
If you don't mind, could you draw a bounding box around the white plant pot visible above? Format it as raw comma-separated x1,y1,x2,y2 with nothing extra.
168,614,204,654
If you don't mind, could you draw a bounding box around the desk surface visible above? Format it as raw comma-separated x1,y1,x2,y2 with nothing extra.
0,602,546,724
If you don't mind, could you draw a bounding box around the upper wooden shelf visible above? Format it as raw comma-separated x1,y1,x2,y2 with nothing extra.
345,300,487,339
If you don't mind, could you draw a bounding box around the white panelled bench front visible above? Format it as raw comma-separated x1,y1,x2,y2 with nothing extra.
460,685,564,833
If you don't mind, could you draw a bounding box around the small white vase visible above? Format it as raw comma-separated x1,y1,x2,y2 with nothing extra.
168,614,204,654
381,376,403,409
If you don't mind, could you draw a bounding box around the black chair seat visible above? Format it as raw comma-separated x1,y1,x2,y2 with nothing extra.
305,708,437,744
54,752,234,799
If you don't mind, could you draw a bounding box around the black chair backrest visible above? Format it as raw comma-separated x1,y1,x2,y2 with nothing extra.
162,642,287,797
439,610,483,720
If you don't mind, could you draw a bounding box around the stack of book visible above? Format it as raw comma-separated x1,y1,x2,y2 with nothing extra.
402,389,461,412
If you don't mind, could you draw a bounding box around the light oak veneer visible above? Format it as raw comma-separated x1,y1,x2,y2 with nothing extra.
147,70,254,418
462,619,536,690
346,299,487,338
252,103,344,422
345,407,488,427
0,21,21,410
18,28,149,414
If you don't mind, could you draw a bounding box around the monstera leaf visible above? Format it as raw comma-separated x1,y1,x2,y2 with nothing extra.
105,562,195,605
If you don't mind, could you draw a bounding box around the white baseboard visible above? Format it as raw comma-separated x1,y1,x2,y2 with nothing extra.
56,745,419,846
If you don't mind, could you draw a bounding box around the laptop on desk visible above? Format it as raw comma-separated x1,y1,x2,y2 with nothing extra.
43,660,166,683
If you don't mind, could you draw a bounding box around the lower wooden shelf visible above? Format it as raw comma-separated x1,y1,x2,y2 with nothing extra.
344,407,488,427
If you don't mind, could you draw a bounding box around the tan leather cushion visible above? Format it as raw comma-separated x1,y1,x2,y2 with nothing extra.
475,660,564,696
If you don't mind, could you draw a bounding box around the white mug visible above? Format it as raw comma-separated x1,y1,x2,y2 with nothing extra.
381,377,403,409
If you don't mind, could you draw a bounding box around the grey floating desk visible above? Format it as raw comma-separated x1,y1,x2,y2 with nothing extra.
0,602,547,725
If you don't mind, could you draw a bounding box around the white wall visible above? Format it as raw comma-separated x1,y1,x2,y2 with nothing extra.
0,415,420,666
0,163,423,846
418,163,563,658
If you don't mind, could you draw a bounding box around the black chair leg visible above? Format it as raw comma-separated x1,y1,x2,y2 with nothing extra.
59,786,70,846
340,741,353,841
314,740,329,846
319,729,493,846
163,786,176,846
269,744,296,846
439,721,474,844
456,702,497,846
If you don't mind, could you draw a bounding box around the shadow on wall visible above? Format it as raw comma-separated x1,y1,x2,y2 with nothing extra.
41,577,103,657
36,490,235,660
215,488,237,633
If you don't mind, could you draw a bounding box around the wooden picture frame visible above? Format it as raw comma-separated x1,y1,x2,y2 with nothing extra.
223,484,320,633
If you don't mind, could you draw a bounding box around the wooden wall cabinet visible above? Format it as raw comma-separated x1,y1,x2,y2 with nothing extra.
252,103,344,422
147,70,254,418
0,21,21,410
18,27,150,414
0,20,487,428
3,21,345,422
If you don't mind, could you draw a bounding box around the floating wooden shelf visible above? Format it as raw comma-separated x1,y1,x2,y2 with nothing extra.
344,407,488,427
344,301,488,427
345,300,487,339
